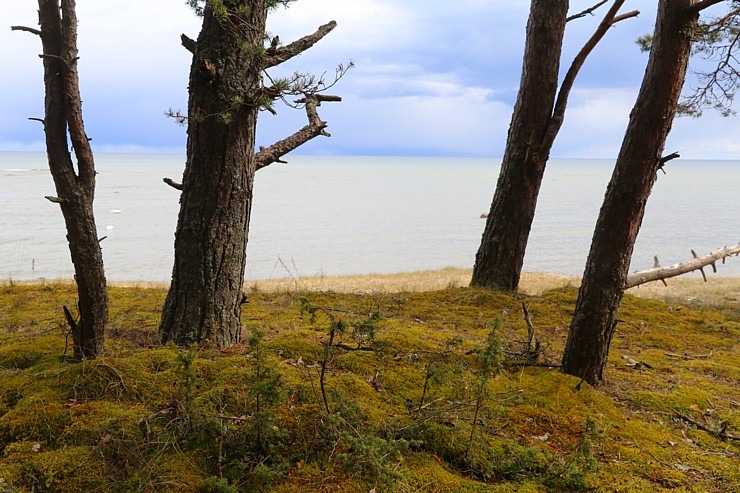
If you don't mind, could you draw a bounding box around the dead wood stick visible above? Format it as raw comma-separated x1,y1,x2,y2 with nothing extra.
626,242,740,288
621,354,653,369
664,351,713,360
163,177,183,191
521,301,535,351
674,412,739,441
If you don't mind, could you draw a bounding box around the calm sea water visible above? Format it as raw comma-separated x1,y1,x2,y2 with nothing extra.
1,152,738,282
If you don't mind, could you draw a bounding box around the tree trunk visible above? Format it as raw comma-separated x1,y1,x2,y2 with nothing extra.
471,0,569,290
35,0,108,360
159,2,267,347
562,0,699,386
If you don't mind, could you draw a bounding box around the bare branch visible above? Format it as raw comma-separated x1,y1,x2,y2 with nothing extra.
181,34,196,54
567,0,609,22
11,25,41,36
542,0,638,151
163,177,183,191
28,117,45,124
657,151,680,173
255,94,341,170
690,0,728,14
45,195,64,204
612,10,640,23
626,243,740,289
263,21,337,69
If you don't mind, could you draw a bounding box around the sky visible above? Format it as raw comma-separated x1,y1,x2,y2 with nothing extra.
1,1,738,159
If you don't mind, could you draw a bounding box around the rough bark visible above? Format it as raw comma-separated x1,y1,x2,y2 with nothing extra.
159,3,267,347
160,2,338,347
31,0,108,359
562,0,700,387
626,243,740,288
471,1,638,291
471,0,569,291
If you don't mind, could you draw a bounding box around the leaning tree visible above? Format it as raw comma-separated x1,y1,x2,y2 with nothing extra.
562,0,737,387
12,0,108,360
472,0,638,291
160,0,345,347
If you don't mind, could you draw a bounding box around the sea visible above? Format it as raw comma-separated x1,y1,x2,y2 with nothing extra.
1,152,738,282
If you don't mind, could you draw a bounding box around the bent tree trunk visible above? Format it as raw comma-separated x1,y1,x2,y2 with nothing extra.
159,4,266,347
561,0,699,386
27,0,108,359
471,0,569,291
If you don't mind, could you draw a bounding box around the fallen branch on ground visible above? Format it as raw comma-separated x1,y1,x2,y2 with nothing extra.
621,354,653,370
626,242,740,288
664,351,713,360
674,412,739,441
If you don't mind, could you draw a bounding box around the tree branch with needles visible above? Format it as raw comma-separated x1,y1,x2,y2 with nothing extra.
255,93,341,170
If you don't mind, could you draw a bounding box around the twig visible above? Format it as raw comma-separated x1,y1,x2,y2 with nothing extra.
674,412,739,441
621,354,653,370
664,351,713,360
567,0,609,22
521,301,535,352
11,25,41,36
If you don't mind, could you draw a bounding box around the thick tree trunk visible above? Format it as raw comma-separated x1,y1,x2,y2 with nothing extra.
36,0,108,359
562,0,699,386
159,2,267,347
471,0,569,291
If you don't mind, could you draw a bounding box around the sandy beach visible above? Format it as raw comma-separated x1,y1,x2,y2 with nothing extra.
101,267,740,307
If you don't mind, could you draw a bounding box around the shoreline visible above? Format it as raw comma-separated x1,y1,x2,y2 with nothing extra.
7,268,739,304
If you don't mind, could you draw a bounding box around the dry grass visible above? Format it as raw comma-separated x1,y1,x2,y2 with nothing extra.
246,268,582,296
627,275,740,306
247,267,739,306
102,267,740,306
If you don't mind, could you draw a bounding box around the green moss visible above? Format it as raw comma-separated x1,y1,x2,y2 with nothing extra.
4,445,106,492
0,283,737,492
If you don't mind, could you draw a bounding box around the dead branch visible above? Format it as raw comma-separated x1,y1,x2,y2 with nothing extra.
542,0,639,151
181,34,196,54
690,0,728,14
567,0,609,22
658,151,680,174
263,21,337,69
45,195,64,204
674,411,739,441
63,304,77,335
621,354,653,370
163,177,183,191
255,94,341,170
11,25,42,36
521,301,535,352
665,351,713,360
626,242,740,288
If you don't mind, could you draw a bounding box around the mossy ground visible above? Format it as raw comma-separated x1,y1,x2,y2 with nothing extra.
0,281,737,492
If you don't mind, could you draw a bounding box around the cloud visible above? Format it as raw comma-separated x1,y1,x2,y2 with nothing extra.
1,1,738,159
